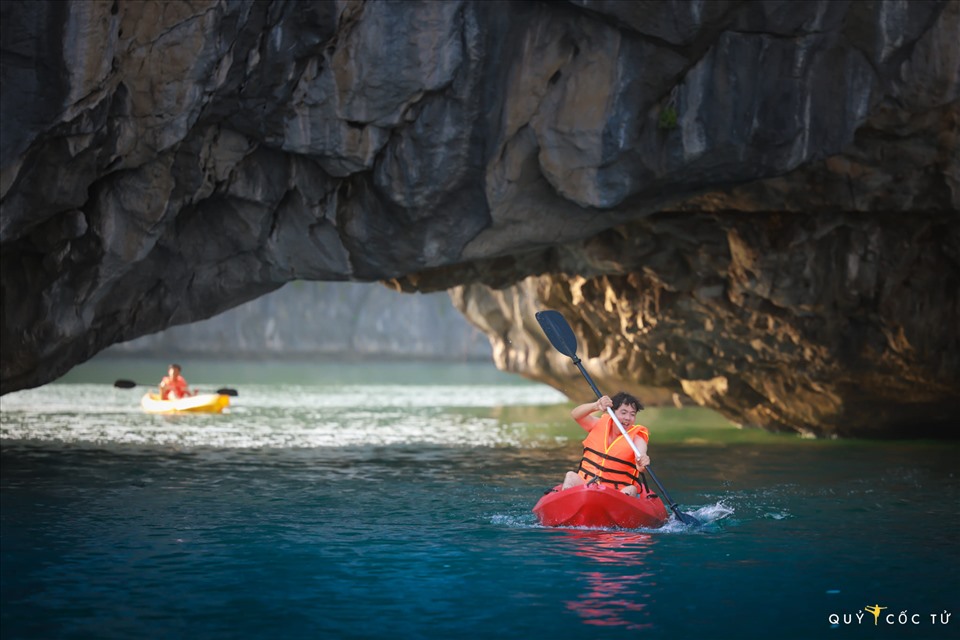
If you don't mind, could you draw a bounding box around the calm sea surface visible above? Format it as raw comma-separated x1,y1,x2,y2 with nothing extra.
1,359,957,639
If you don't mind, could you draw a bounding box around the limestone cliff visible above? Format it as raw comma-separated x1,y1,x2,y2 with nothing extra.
106,281,492,361
2,0,958,437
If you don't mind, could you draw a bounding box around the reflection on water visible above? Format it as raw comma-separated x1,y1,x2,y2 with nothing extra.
557,530,658,630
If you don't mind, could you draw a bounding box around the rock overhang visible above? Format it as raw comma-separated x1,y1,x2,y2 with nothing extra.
1,0,958,438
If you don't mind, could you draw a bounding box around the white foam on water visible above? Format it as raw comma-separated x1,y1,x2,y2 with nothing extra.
489,513,541,529
764,511,792,520
0,383,567,449
652,500,734,533
693,500,735,523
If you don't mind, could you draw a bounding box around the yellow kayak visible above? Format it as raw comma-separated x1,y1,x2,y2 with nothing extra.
140,392,230,414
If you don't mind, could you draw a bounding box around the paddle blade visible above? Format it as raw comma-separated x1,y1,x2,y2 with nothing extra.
675,509,703,527
216,388,239,397
113,379,138,389
535,310,579,358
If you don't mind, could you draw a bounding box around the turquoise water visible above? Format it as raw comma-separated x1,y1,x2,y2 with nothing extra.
1,360,958,639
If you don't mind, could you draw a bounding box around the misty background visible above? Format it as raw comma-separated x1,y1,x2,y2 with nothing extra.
104,282,493,362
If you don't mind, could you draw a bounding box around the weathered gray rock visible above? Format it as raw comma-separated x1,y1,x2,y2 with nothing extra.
1,0,958,437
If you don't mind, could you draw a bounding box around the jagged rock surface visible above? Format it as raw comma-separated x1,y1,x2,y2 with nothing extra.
447,211,959,438
2,0,958,437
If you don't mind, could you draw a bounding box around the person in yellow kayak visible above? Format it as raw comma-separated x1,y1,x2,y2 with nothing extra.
561,392,651,497
159,364,194,400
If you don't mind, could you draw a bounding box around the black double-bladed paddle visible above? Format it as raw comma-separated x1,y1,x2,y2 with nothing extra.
113,379,239,397
535,310,702,527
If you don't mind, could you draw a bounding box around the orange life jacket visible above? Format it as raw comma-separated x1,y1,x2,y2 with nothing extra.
160,374,189,400
577,414,650,490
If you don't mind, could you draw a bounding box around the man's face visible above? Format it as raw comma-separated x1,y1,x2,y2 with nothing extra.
614,403,637,428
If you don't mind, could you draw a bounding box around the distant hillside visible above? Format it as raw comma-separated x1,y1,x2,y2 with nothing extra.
106,282,493,362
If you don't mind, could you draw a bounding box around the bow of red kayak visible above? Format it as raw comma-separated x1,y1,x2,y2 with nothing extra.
532,483,669,529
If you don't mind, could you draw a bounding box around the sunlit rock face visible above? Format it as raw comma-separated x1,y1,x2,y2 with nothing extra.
446,211,959,438
1,0,957,436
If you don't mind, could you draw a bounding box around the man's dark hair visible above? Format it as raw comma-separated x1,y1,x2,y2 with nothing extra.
611,391,644,411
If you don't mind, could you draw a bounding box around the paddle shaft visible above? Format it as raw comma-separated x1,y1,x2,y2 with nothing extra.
571,357,688,521
114,379,237,396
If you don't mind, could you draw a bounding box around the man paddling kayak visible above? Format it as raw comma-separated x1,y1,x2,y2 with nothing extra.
561,392,651,497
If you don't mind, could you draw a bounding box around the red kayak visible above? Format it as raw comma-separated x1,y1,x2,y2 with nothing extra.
532,483,669,529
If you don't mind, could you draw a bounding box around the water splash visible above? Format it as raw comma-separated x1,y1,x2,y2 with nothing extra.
693,500,735,523
651,500,734,533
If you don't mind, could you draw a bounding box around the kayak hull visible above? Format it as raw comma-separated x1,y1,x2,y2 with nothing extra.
532,483,669,529
140,393,230,414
